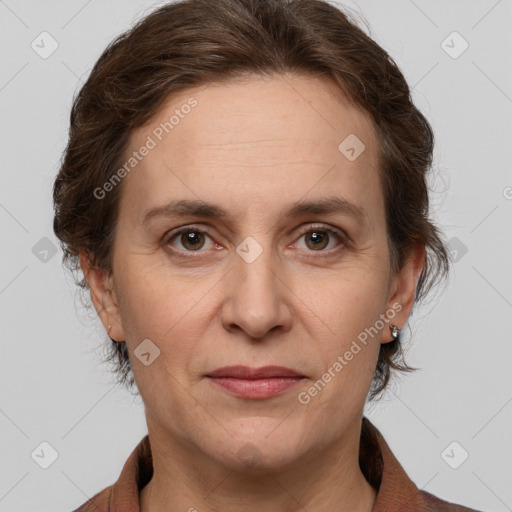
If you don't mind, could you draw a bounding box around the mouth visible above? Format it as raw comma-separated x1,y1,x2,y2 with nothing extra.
205,365,306,399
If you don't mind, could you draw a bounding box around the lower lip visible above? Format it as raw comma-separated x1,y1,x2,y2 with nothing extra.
207,377,304,399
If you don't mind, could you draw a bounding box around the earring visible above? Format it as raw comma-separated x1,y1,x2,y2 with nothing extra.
389,324,401,340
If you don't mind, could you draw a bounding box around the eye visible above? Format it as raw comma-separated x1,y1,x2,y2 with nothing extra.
165,226,216,252
294,224,346,253
163,223,346,256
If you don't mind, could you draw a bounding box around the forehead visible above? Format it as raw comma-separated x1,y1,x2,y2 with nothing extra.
142,73,377,158
120,73,383,224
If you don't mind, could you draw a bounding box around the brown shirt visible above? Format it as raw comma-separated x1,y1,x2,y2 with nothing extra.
73,417,482,511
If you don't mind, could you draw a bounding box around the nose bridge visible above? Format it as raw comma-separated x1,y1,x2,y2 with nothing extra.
222,235,291,338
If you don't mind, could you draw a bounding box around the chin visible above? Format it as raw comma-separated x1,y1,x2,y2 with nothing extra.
201,418,315,471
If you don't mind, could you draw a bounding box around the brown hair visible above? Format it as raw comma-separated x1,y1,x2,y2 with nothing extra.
53,0,450,400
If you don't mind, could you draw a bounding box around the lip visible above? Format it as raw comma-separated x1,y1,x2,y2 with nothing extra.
206,366,306,400
206,365,304,379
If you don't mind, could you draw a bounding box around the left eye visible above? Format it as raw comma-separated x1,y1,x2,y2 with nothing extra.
295,227,344,252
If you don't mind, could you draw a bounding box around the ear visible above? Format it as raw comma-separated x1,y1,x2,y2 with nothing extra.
382,242,426,344
79,250,124,342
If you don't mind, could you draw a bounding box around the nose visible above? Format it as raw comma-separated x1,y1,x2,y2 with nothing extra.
220,243,293,340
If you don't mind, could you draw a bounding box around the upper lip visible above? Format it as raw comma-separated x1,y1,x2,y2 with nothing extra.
206,365,304,379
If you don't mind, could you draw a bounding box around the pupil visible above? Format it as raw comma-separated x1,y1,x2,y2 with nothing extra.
183,231,203,250
309,231,327,249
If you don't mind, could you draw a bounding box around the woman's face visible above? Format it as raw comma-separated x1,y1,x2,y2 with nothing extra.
85,73,421,470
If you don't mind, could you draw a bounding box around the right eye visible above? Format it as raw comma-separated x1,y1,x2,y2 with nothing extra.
165,226,216,253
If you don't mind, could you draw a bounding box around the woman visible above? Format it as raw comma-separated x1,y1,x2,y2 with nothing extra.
53,0,482,510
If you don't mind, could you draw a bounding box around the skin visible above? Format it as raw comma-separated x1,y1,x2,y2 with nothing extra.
81,73,425,512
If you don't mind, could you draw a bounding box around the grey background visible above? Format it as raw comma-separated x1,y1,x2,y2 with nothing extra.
0,0,511,510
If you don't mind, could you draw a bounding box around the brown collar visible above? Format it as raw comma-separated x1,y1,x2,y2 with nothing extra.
74,416,479,511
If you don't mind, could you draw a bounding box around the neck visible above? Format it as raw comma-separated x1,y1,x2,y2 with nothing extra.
140,414,377,512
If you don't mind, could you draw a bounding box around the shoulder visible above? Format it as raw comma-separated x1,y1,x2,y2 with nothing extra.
71,485,112,512
420,489,484,512
361,416,484,512
70,434,150,512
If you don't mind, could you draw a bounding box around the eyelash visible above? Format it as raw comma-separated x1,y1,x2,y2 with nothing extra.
163,223,347,258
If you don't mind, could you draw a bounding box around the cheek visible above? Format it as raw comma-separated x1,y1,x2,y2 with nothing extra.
302,286,383,412
114,262,211,371
306,266,390,336
299,268,388,386
115,256,193,335
114,271,199,417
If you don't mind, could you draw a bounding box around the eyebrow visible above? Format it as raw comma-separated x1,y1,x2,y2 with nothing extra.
141,196,368,227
